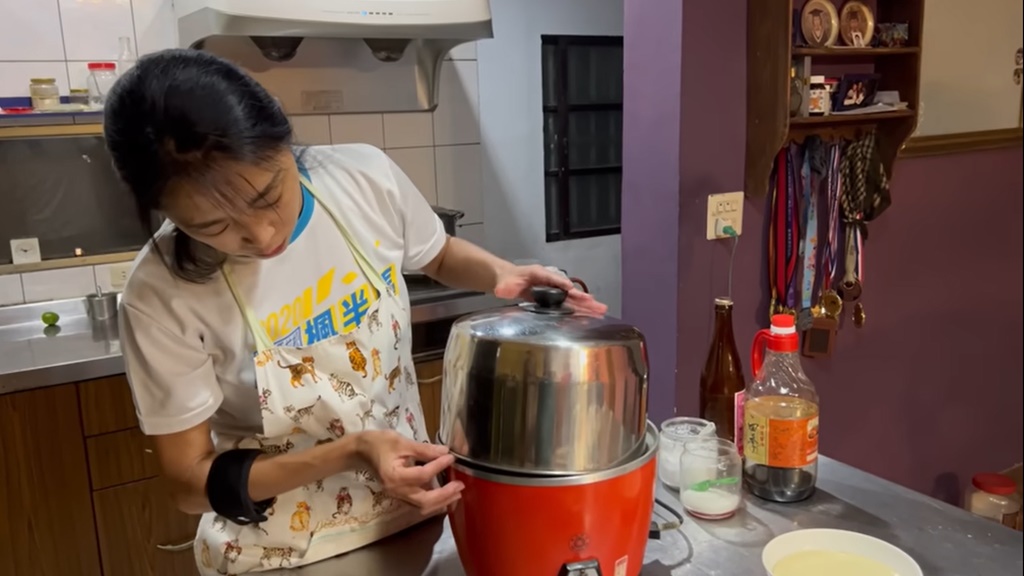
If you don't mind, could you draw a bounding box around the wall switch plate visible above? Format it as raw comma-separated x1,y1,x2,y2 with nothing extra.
706,192,745,240
10,238,42,265
108,262,132,291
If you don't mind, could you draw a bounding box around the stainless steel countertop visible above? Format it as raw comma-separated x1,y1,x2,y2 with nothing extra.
0,288,504,395
264,456,1023,576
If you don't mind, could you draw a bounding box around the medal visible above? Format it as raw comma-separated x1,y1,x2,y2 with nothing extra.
820,289,843,319
853,302,866,328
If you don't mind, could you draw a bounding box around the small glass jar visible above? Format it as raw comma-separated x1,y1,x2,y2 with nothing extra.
68,88,90,107
86,62,118,107
679,437,743,520
807,75,829,116
658,417,716,489
966,473,1020,528
29,78,61,110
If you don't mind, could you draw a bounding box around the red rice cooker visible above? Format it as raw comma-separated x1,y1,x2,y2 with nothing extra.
438,286,657,576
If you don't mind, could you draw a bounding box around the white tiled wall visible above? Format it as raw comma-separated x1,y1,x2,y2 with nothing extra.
1,1,486,305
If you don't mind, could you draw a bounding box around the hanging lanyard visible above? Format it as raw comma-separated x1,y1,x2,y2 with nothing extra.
785,146,799,311
768,150,784,317
799,148,819,313
768,147,800,318
823,145,842,293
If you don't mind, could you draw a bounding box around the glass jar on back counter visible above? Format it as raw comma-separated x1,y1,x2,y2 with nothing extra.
658,417,716,489
68,88,90,106
30,78,60,110
966,473,1020,528
86,62,118,107
743,314,820,503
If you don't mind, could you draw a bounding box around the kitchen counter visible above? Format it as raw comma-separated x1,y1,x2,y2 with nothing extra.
0,287,503,395
264,456,1023,576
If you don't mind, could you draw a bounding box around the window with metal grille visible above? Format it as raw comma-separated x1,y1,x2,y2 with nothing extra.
541,34,624,242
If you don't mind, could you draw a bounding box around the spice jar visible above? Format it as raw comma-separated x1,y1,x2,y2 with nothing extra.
29,78,60,110
86,62,118,107
966,473,1020,528
807,75,829,116
68,88,90,107
658,417,716,489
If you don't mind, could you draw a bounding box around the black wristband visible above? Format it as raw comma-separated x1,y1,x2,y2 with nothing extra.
205,449,274,525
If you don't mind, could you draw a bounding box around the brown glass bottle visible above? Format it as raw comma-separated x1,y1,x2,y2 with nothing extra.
699,297,746,445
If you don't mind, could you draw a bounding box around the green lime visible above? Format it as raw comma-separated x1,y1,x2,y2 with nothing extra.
41,311,60,326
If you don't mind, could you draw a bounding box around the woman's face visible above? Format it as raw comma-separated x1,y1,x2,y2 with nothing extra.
162,147,303,259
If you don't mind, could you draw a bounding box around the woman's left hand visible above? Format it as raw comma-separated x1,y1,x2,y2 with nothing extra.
494,265,608,316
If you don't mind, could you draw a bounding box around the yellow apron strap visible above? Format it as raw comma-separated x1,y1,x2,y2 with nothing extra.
299,174,389,297
222,266,275,352
220,172,392,352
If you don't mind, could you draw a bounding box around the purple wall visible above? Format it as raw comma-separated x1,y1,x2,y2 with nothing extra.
622,0,1024,501
621,0,683,425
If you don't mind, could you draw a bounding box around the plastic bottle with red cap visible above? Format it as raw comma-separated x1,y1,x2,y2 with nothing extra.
742,314,820,503
966,472,1021,527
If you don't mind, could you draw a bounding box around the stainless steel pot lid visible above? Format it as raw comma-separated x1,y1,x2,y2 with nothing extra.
439,286,650,475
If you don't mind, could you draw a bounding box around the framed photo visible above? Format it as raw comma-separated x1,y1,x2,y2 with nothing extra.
840,1,875,47
833,73,880,111
801,0,840,48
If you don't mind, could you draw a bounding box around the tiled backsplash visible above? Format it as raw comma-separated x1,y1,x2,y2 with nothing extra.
1,0,486,305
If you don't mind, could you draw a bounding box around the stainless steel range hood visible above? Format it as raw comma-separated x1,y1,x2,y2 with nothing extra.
175,0,493,115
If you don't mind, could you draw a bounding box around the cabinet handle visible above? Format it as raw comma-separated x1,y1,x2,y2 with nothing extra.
156,540,194,553
418,376,442,384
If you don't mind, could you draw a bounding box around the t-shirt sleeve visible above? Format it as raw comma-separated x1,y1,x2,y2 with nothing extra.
384,154,448,271
120,302,223,435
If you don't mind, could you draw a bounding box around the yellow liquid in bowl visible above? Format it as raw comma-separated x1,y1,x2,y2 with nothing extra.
773,550,897,576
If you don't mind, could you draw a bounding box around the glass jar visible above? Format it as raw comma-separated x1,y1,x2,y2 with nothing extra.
29,78,60,110
679,437,742,520
68,88,90,107
86,62,118,107
966,473,1020,528
808,75,829,116
658,417,716,489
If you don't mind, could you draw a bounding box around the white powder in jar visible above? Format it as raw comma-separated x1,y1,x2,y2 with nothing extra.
681,488,742,519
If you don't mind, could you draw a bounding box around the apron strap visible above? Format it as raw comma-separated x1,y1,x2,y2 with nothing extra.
221,171,392,352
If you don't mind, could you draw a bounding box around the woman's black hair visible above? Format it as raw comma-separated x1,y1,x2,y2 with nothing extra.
104,48,294,283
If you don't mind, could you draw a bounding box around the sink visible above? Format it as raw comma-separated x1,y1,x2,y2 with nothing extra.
0,297,121,389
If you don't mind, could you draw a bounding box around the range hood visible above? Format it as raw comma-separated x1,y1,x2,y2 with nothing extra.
175,0,493,115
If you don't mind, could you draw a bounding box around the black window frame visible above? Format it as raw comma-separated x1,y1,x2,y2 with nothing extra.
541,34,624,243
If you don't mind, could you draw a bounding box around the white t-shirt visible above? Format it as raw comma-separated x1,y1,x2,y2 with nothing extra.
119,144,447,438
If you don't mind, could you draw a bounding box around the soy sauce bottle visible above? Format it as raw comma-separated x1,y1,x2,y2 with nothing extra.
743,314,819,503
699,297,746,445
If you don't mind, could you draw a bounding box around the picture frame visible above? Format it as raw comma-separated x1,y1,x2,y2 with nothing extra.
839,1,875,47
902,0,1022,157
800,0,840,48
833,73,880,112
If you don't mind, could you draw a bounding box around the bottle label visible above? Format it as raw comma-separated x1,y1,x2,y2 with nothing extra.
733,390,745,456
744,414,819,468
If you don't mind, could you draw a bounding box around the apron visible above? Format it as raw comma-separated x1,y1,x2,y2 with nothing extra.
194,175,430,575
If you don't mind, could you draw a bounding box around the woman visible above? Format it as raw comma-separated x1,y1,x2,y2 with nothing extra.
107,49,606,574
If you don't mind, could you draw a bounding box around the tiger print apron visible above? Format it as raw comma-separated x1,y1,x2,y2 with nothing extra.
193,174,430,575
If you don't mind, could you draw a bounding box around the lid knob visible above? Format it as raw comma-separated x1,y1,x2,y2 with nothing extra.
530,286,568,310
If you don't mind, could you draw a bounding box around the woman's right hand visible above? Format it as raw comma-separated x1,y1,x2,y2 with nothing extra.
357,430,464,516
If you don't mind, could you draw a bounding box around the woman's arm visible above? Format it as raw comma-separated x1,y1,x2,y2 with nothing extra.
153,420,364,514
418,236,515,293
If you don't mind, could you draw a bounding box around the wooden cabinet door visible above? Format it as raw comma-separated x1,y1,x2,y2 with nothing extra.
415,358,444,443
0,385,103,576
93,478,200,576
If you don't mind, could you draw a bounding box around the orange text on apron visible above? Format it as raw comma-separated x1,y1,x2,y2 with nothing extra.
194,175,430,574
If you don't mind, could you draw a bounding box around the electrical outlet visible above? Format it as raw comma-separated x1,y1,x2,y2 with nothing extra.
706,192,745,240
108,262,132,291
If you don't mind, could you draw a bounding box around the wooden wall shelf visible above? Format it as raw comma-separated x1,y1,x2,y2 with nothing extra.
745,0,925,198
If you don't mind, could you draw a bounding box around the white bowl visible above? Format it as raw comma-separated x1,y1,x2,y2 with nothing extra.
762,529,923,576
